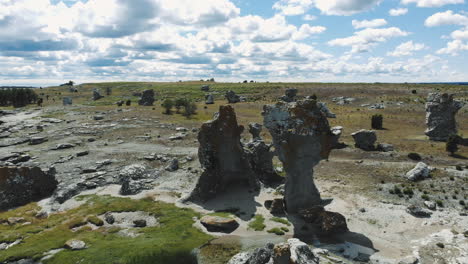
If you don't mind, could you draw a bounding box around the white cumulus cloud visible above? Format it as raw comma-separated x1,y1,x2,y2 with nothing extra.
387,41,427,56
437,40,468,55
389,8,408,16
425,10,468,27
273,0,382,16
401,0,464,8
352,19,387,29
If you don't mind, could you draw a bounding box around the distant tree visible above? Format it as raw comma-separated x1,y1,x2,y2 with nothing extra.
371,114,383,130
311,94,317,100
446,135,458,156
250,80,254,83
174,98,187,113
183,100,197,117
243,80,248,83
106,87,112,96
162,99,174,114
126,100,131,106
210,78,215,82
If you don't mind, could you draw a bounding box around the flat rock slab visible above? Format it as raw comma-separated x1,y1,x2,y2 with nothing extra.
200,215,239,233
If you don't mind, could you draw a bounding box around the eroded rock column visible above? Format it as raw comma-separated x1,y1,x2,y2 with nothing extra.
263,99,332,213
190,105,258,201
425,93,464,141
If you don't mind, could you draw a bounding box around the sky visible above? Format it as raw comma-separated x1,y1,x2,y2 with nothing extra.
0,0,467,86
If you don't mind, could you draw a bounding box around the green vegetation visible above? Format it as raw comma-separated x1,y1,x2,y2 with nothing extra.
0,88,38,107
267,228,285,236
247,214,266,231
421,194,430,201
161,99,174,114
436,200,444,207
270,217,291,226
86,215,104,226
280,227,289,232
0,195,211,264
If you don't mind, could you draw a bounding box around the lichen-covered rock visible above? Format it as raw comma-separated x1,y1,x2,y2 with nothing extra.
200,215,239,233
92,89,103,101
225,90,240,103
279,88,298,102
190,106,258,201
205,94,214,104
425,93,464,141
0,166,57,210
406,162,431,181
119,178,145,195
288,238,319,264
351,129,376,151
263,99,333,213
118,164,146,182
138,89,155,106
299,206,348,235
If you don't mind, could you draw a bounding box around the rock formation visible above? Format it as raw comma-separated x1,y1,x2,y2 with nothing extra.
263,99,333,213
0,166,57,210
201,85,210,92
330,126,345,149
406,162,431,181
351,129,376,151
92,89,103,101
317,102,336,118
244,123,283,185
299,206,348,235
228,239,319,264
205,94,214,104
225,90,240,103
279,88,298,102
425,93,464,141
63,97,73,106
190,105,258,201
138,89,155,106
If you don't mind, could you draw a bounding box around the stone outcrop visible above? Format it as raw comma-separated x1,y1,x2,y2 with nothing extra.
279,88,298,102
317,102,336,118
228,239,319,264
63,97,73,105
406,162,431,181
200,215,239,233
263,99,333,213
225,90,240,103
201,85,210,91
351,129,376,151
0,166,57,211
330,126,344,149
425,93,464,141
244,122,283,185
299,206,348,235
190,105,258,201
205,94,214,104
92,89,103,101
138,89,155,106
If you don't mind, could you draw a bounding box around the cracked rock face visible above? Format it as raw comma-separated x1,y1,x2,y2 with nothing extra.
0,166,58,210
190,105,258,201
263,99,333,213
425,93,464,141
138,89,155,106
351,129,376,151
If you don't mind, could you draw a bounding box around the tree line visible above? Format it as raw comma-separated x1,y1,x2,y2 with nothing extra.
0,88,39,107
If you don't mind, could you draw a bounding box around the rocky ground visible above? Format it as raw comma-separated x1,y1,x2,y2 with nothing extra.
0,83,467,264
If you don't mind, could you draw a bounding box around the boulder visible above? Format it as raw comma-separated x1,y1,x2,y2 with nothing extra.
269,198,285,215
189,106,258,201
330,126,345,149
104,212,115,224
406,162,431,181
133,219,147,227
406,205,432,218
425,93,464,141
118,164,146,182
351,129,376,151
424,201,436,211
279,88,297,102
64,239,86,250
29,137,47,145
201,85,210,92
138,89,155,106
63,97,73,105
116,100,124,107
165,158,179,172
119,178,145,195
200,215,239,233
205,94,214,104
225,90,241,103
377,143,394,152
0,166,57,210
408,152,422,161
263,99,333,213
92,89,103,101
299,206,348,235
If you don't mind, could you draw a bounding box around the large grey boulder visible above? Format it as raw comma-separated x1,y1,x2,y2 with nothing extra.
0,166,57,210
138,89,155,106
263,99,333,213
406,162,431,181
351,129,376,151
63,97,73,105
92,89,103,101
425,93,464,141
279,88,298,102
225,90,240,103
189,105,258,201
205,94,214,104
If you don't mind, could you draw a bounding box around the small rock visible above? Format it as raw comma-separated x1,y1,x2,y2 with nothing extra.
93,115,104,121
76,151,89,157
29,137,47,145
105,212,115,224
165,158,179,172
133,219,147,227
64,239,86,250
7,217,26,225
424,201,437,210
408,152,422,161
436,242,444,248
406,205,432,218
406,162,431,181
377,143,394,152
52,143,75,150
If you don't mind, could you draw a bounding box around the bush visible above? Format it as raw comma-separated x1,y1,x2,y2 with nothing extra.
183,101,197,117
162,99,174,114
421,194,430,201
446,135,458,156
174,98,186,113
436,200,444,207
0,88,38,107
371,114,383,129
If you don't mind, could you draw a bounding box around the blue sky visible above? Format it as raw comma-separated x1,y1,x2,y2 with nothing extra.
1,0,467,86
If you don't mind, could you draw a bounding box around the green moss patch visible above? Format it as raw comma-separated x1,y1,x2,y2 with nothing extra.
247,214,266,231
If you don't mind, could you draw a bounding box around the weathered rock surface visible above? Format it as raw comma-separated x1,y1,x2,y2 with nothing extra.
165,158,179,172
138,89,155,106
63,97,73,105
225,90,240,103
351,129,376,151
406,162,431,181
406,205,432,218
263,99,333,213
200,215,239,233
317,102,336,118
279,88,297,102
248,122,262,141
330,126,345,149
190,106,258,201
205,94,214,104
299,206,348,235
0,166,57,210
228,239,319,264
64,239,86,250
92,89,103,101
29,137,47,145
425,93,464,141
377,143,394,152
